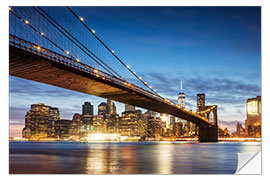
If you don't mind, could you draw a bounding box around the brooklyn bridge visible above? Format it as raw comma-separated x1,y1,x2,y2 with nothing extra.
9,6,229,142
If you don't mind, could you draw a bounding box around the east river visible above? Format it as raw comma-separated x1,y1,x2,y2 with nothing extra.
9,141,261,174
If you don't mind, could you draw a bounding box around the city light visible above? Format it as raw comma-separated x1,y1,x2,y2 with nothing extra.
92,29,95,33
40,32,44,36
25,20,29,24
79,16,84,21
65,51,70,55
247,100,258,115
36,46,41,50
76,59,80,62
112,50,115,53
85,133,119,141
127,65,130,68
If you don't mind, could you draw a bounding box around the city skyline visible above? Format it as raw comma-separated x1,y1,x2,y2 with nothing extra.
9,6,261,137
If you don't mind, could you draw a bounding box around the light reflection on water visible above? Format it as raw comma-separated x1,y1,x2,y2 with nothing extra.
9,141,261,174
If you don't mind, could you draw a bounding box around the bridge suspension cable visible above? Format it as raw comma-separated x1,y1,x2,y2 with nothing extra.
9,9,101,72
9,10,78,61
32,6,125,79
66,6,162,97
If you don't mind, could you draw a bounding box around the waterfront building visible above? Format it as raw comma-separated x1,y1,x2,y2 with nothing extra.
22,103,60,140
55,119,71,139
235,122,245,137
98,99,117,117
160,113,170,129
145,110,157,118
96,100,119,134
125,104,135,112
173,122,183,137
147,116,162,137
98,102,108,116
69,113,83,140
92,115,105,133
107,99,117,115
82,102,93,115
119,111,139,136
197,93,205,111
245,96,261,137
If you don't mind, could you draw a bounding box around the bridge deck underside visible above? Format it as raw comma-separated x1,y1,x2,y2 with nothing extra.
10,46,211,127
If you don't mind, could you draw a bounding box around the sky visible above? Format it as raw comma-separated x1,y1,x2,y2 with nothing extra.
9,6,261,136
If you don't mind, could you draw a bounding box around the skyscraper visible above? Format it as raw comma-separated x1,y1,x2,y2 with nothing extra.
197,93,205,111
125,104,135,112
22,103,60,140
107,99,117,115
178,80,186,108
160,113,170,129
82,102,93,115
245,96,261,137
98,102,108,116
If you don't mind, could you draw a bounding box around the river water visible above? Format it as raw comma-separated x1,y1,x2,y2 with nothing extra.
9,141,261,174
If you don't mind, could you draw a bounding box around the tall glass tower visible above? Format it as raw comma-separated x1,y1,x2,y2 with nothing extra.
178,80,186,107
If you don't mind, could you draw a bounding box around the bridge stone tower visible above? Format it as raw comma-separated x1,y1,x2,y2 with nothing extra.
196,93,218,142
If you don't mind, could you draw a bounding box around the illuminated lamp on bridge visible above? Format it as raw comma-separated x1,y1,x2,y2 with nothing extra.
25,20,29,24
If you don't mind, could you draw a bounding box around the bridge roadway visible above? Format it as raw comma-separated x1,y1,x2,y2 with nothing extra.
9,35,218,142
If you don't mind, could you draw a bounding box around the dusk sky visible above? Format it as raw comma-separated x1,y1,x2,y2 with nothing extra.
9,6,261,136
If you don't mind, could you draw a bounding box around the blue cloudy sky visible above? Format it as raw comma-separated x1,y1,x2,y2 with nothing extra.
9,6,261,136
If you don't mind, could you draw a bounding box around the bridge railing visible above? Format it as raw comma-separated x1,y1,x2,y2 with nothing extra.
9,34,211,124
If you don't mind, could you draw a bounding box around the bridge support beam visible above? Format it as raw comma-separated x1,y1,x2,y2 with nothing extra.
198,125,218,142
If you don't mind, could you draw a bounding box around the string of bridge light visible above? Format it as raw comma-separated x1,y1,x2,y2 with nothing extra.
196,105,217,114
9,8,80,62
9,7,162,98
33,6,125,80
9,7,214,123
10,10,109,84
9,7,116,81
66,6,162,98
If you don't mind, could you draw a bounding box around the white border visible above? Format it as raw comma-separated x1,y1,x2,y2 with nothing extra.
2,0,270,179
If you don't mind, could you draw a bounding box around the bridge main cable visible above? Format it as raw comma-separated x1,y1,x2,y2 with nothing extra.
66,6,162,97
9,9,79,62
32,6,124,79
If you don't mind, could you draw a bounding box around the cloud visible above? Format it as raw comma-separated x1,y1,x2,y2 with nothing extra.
9,76,87,98
219,120,245,133
9,70,260,133
136,70,260,131
140,71,260,105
